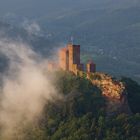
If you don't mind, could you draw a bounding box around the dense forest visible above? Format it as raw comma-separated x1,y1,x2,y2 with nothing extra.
3,71,139,140
0,0,140,83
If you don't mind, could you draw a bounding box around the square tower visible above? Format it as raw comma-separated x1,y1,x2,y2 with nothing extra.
87,61,96,73
68,44,80,71
59,48,69,70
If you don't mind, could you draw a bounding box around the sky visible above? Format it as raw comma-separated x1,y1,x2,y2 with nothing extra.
0,0,138,18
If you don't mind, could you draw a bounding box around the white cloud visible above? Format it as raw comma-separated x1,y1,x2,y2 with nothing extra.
22,20,41,36
0,38,61,139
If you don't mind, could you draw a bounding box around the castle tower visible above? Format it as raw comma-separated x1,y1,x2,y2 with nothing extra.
59,48,69,70
87,61,96,73
68,44,80,71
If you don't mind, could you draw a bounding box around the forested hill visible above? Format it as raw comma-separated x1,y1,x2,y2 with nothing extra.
3,71,139,140
0,1,140,83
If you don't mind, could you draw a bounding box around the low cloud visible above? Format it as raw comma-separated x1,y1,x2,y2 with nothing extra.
22,20,41,36
0,38,60,139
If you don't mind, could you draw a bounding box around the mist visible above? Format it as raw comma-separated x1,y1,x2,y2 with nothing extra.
22,20,42,36
0,38,60,139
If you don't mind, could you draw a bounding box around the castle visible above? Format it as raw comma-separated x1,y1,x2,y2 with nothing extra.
48,43,127,101
58,43,96,74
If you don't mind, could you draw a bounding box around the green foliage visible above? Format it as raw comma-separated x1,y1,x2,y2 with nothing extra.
3,72,140,140
121,77,140,113
49,71,105,118
11,113,140,140
103,114,140,140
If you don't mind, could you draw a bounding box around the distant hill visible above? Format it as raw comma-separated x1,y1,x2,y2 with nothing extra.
37,6,140,82
0,21,57,56
0,1,140,82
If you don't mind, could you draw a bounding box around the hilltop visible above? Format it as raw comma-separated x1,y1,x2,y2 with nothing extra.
0,1,140,83
8,70,140,140
0,1,139,139
0,39,139,139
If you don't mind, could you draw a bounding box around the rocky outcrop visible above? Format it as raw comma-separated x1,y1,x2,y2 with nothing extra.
87,73,124,99
86,72,132,116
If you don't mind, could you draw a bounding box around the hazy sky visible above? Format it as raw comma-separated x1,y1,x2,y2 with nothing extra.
0,0,138,18
0,0,97,18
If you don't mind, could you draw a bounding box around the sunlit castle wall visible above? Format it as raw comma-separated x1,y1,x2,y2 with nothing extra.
68,44,80,71
87,61,96,73
59,44,96,74
59,48,69,71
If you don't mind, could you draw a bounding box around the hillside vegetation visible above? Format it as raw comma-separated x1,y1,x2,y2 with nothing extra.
3,71,139,140
0,0,140,82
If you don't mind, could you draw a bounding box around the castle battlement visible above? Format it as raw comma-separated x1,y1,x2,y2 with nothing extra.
59,44,96,74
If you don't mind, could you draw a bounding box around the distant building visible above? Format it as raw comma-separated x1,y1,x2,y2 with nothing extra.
87,61,96,73
58,43,96,74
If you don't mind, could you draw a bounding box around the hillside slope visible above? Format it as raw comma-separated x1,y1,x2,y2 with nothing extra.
0,1,140,82
2,71,139,140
